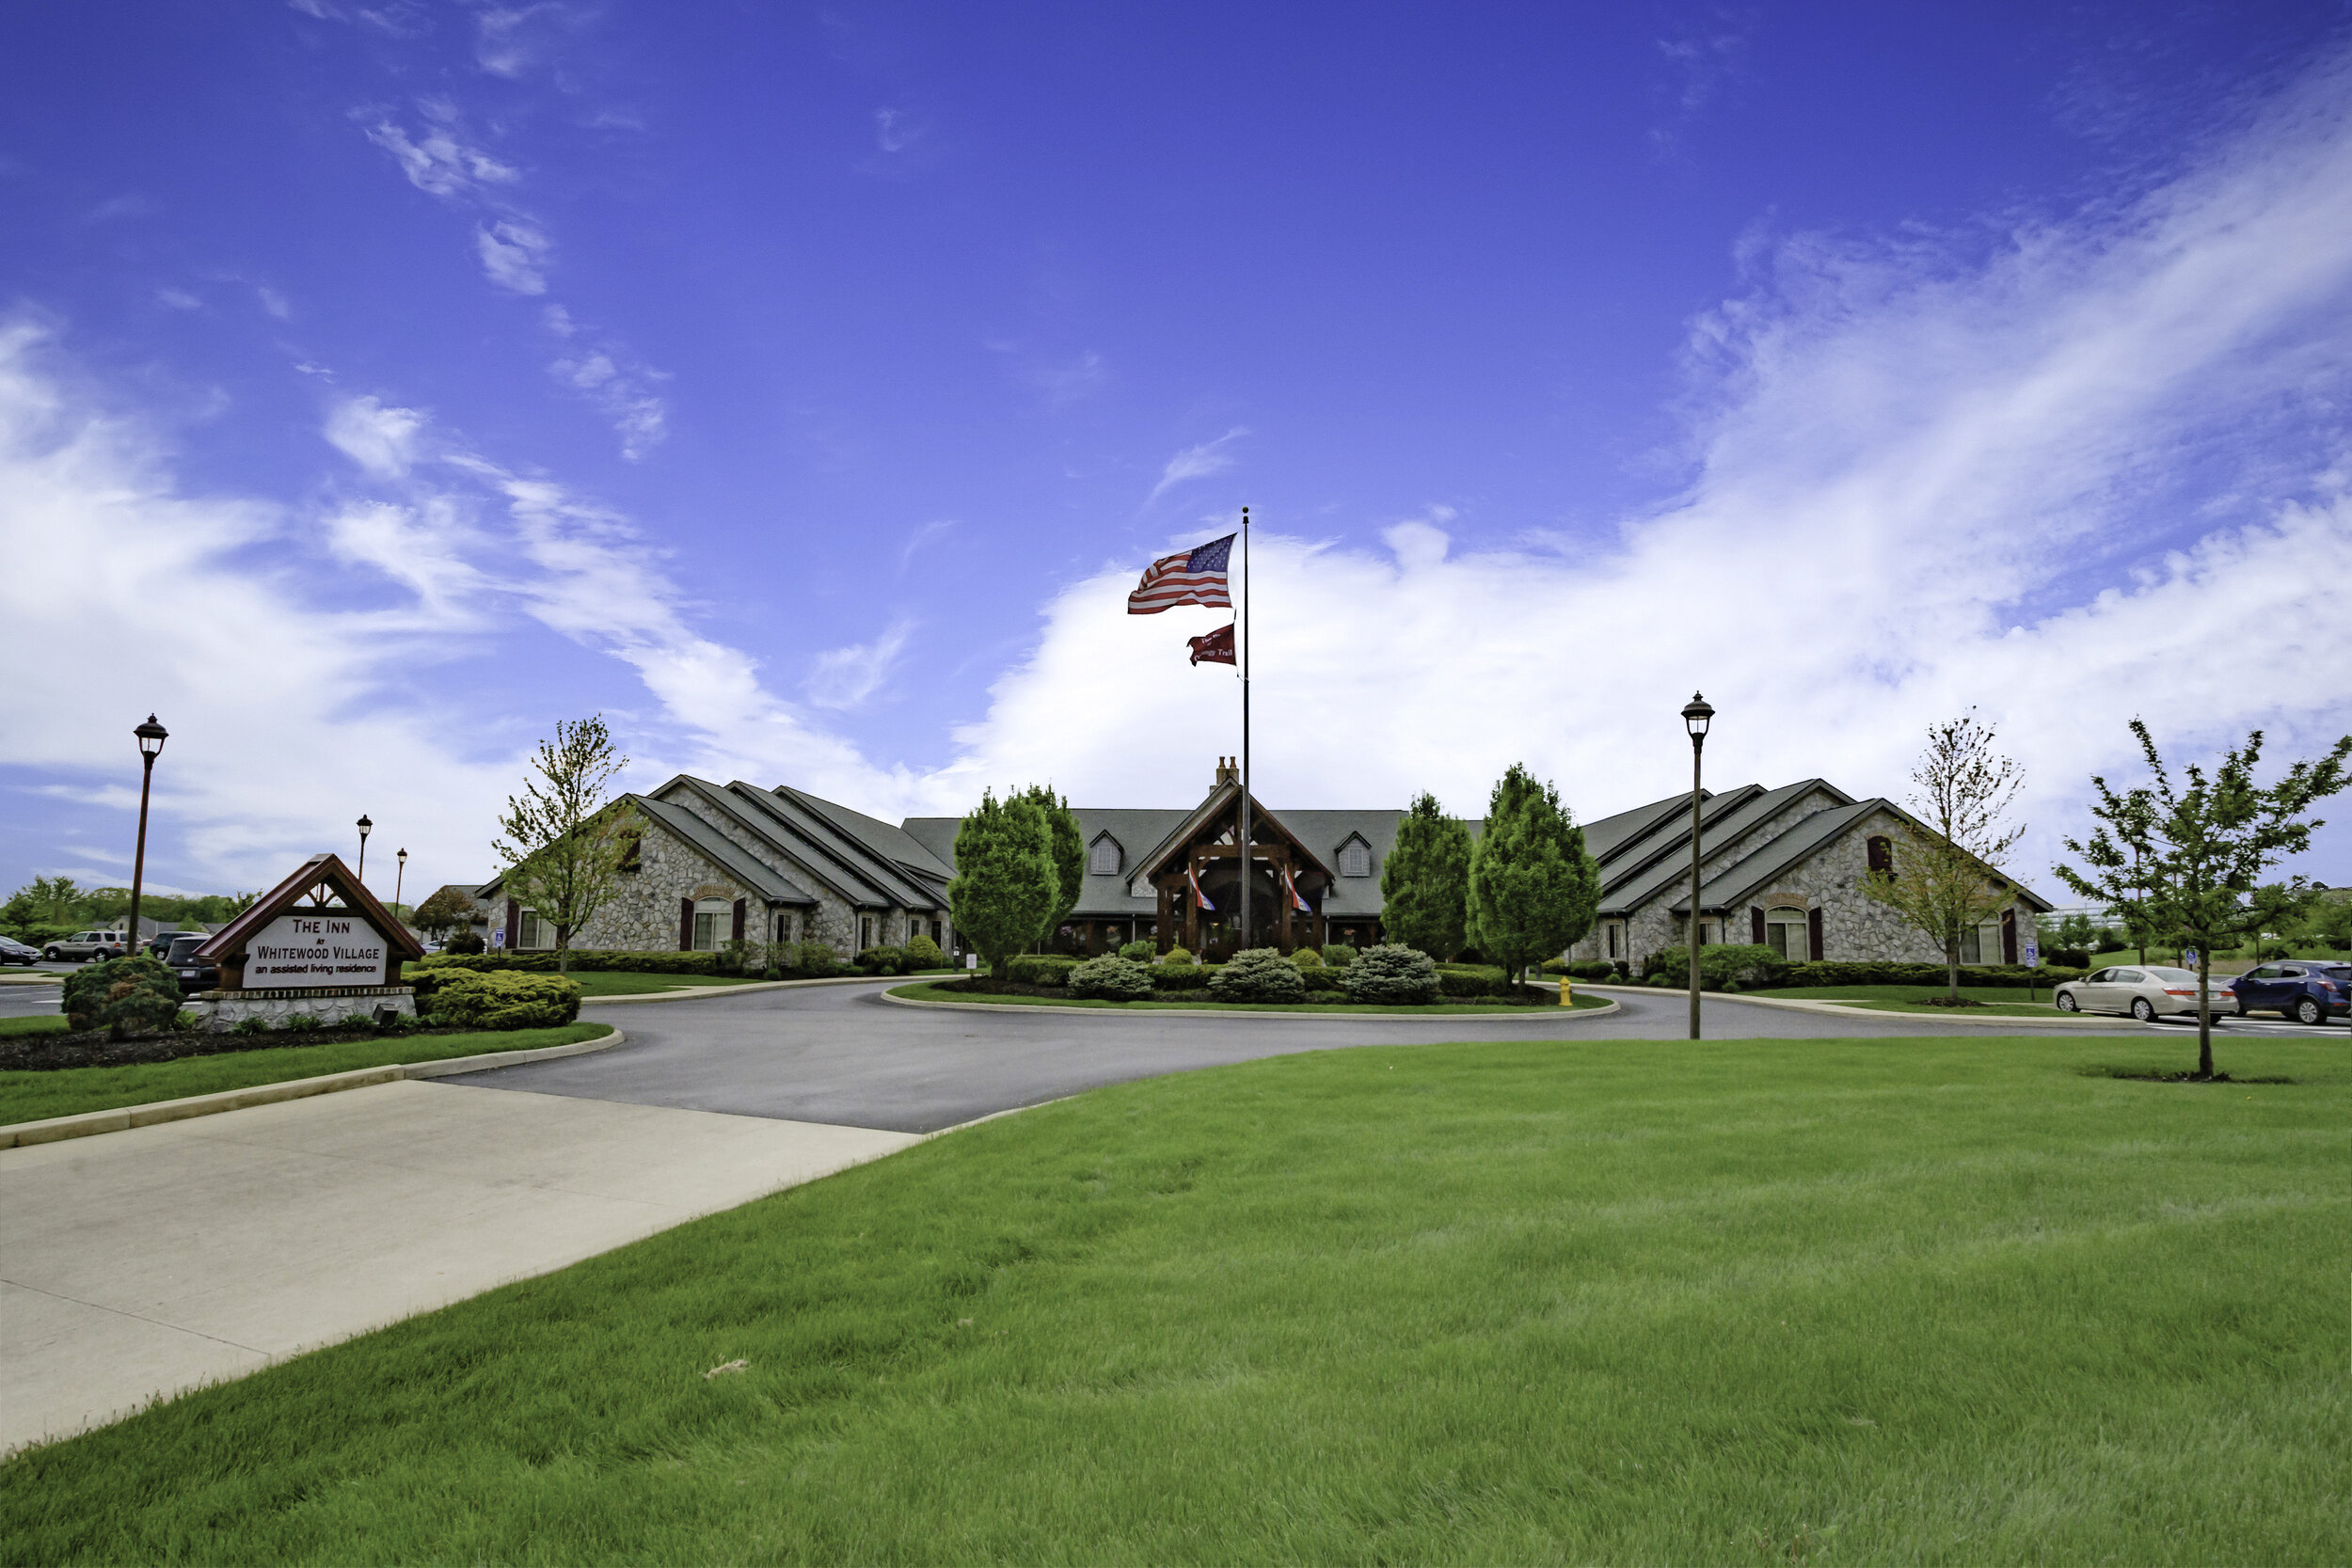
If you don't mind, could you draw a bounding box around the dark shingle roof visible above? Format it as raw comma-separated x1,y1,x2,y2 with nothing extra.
630,796,819,906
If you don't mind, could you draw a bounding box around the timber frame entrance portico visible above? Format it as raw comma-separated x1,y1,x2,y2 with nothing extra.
1135,772,1337,959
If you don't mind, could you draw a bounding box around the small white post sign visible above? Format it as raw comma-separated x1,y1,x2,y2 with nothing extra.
245,915,389,989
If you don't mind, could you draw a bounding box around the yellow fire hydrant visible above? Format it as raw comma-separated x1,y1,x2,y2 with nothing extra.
1559,974,1572,1006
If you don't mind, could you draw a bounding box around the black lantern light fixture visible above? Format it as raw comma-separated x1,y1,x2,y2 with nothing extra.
1680,692,1714,1041
357,814,373,883
124,715,169,960
394,847,408,914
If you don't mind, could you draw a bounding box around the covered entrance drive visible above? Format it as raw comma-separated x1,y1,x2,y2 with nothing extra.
1136,782,1337,960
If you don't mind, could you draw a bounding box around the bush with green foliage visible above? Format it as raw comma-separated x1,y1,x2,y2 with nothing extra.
1289,946,1324,970
1301,967,1344,992
949,789,1062,979
282,1013,325,1033
441,930,487,955
1117,939,1154,963
1467,763,1601,982
1436,964,1517,998
1068,955,1153,1001
904,933,946,970
1210,947,1307,1004
789,941,842,977
1148,965,1212,991
1320,944,1355,968
1343,943,1440,1005
61,954,183,1036
1008,954,1081,988
420,970,582,1030
1567,960,1616,980
856,944,910,975
1161,945,1196,966
1641,944,1790,991
1381,793,1474,960
234,1015,270,1036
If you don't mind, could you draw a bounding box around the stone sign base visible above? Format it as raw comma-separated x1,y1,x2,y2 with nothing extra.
187,985,418,1034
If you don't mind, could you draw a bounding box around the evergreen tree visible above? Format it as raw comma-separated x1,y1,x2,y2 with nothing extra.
1379,792,1472,959
949,789,1060,979
1017,784,1087,939
1467,764,1601,984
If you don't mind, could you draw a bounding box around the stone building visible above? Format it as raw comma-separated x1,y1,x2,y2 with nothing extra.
476,776,953,959
1564,778,2051,973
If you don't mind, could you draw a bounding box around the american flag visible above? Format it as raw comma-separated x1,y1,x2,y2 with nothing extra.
1127,532,1234,614
1188,863,1216,911
1187,623,1235,666
1283,864,1311,913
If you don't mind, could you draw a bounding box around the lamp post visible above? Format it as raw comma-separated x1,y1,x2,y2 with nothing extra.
126,715,168,959
1681,692,1714,1041
394,847,407,917
357,815,373,884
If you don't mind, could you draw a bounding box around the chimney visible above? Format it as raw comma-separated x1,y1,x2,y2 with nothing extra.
1215,755,1239,787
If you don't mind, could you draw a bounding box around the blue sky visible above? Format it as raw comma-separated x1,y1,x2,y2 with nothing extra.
2,0,2348,902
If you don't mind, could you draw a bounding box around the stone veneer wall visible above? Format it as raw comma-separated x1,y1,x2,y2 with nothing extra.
561,821,768,953
654,787,868,956
188,985,416,1034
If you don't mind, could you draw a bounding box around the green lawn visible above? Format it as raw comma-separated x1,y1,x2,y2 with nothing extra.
0,1015,67,1038
1759,984,2073,1017
0,1022,612,1126
5,1032,2340,1563
564,971,779,998
890,979,1612,1014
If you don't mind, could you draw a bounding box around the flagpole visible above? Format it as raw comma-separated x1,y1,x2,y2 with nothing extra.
1238,506,1251,954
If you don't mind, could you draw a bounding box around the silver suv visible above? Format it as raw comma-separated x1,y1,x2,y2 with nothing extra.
42,929,130,962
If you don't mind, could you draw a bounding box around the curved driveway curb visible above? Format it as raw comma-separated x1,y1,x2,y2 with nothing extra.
580,974,906,1006
881,986,1621,1022
0,1025,625,1149
1570,983,2117,1028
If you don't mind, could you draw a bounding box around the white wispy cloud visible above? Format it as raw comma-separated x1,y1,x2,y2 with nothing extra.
363,107,519,200
805,621,916,711
324,394,425,477
474,219,550,294
544,306,667,459
1149,427,1249,502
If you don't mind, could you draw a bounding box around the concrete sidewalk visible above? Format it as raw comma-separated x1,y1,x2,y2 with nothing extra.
0,1080,917,1455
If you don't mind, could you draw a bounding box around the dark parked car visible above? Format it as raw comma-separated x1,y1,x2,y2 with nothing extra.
0,935,40,966
165,933,220,994
2228,961,2350,1025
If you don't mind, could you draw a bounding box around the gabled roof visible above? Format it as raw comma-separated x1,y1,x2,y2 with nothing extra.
1127,783,1340,889
633,796,819,906
1581,789,1704,866
722,782,945,910
778,786,953,885
197,853,427,962
1601,781,1848,914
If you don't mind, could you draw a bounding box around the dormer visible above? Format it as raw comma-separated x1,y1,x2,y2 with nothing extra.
1088,832,1124,877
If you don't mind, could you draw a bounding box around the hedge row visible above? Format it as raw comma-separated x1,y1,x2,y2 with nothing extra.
405,969,582,1029
415,949,720,975
1639,944,2088,991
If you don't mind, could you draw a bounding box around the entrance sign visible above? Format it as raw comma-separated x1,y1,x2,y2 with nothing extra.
245,914,389,988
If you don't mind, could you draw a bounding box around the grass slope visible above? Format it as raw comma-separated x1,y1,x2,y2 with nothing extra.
3,1033,2344,1564
0,1023,612,1126
891,980,1610,1014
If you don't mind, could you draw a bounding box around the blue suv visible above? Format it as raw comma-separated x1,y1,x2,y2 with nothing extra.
2228,960,2350,1025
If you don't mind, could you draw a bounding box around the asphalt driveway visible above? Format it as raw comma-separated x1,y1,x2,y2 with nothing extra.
445,979,2145,1133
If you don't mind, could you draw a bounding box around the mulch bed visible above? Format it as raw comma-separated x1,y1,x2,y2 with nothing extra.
0,1024,472,1073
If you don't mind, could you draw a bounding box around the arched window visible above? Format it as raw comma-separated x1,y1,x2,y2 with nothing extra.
1764,906,1807,960
1867,835,1894,876
1338,835,1374,877
1089,834,1123,876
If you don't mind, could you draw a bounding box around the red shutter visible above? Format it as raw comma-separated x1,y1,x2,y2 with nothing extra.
731,899,746,942
678,898,693,951
1807,907,1824,960
2001,909,2018,964
1750,907,1765,944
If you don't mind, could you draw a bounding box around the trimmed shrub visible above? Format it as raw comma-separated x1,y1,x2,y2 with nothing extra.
1161,945,1197,967
62,955,182,1037
1302,967,1344,992
1320,944,1355,969
1436,964,1515,999
1118,939,1155,963
1772,959,2087,990
1149,965,1213,991
856,944,910,975
1343,943,1440,1005
1211,947,1307,1004
1069,955,1153,1001
417,949,719,975
1289,946,1324,970
442,930,487,955
1008,954,1081,988
422,970,582,1030
790,941,843,977
905,933,946,970
1642,944,1790,991
1566,960,1616,980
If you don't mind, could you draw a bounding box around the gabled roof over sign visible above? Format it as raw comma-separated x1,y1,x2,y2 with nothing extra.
1130,782,1339,887
196,853,426,963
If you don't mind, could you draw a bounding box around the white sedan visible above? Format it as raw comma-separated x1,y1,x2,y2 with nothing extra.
2054,965,2221,1022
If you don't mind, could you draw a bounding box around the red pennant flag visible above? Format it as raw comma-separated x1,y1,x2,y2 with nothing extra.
1187,623,1235,666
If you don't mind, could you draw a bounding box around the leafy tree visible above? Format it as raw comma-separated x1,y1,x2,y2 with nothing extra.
1861,712,2026,1002
948,789,1059,979
2310,895,2352,956
1017,784,1086,942
1379,792,1473,960
491,715,632,975
2243,880,2322,958
24,875,87,925
412,886,480,944
1466,764,1600,985
2044,911,2100,957
2056,721,2352,1078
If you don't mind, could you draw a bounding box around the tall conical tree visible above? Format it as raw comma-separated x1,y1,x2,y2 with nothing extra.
1467,763,1601,985
1379,792,1473,959
948,790,1060,979
1018,784,1087,942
